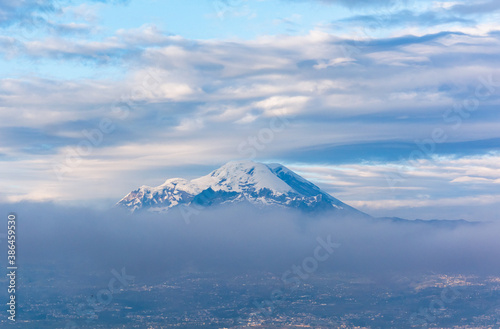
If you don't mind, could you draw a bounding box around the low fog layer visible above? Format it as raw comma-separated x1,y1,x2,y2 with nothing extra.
2,202,500,279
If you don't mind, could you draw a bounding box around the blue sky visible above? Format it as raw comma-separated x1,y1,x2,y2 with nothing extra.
0,0,499,220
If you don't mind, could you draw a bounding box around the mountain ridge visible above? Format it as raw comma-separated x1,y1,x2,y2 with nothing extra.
117,160,366,216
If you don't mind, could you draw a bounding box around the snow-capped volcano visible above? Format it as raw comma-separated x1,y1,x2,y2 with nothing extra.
117,160,365,215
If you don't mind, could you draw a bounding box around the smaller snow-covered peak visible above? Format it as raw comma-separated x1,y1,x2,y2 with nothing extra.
162,177,188,185
192,160,294,194
159,178,201,195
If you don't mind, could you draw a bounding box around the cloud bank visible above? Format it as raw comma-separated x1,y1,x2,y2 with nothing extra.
5,203,500,278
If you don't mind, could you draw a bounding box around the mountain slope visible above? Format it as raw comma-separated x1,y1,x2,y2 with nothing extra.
117,160,366,216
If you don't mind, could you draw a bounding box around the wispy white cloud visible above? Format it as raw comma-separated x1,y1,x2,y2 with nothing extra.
288,153,500,220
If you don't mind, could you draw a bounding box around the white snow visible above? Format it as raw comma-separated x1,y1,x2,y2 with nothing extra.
266,163,312,185
191,160,294,194
157,178,202,195
117,160,352,213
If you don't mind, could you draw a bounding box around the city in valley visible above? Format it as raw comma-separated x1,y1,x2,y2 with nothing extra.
5,268,499,328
